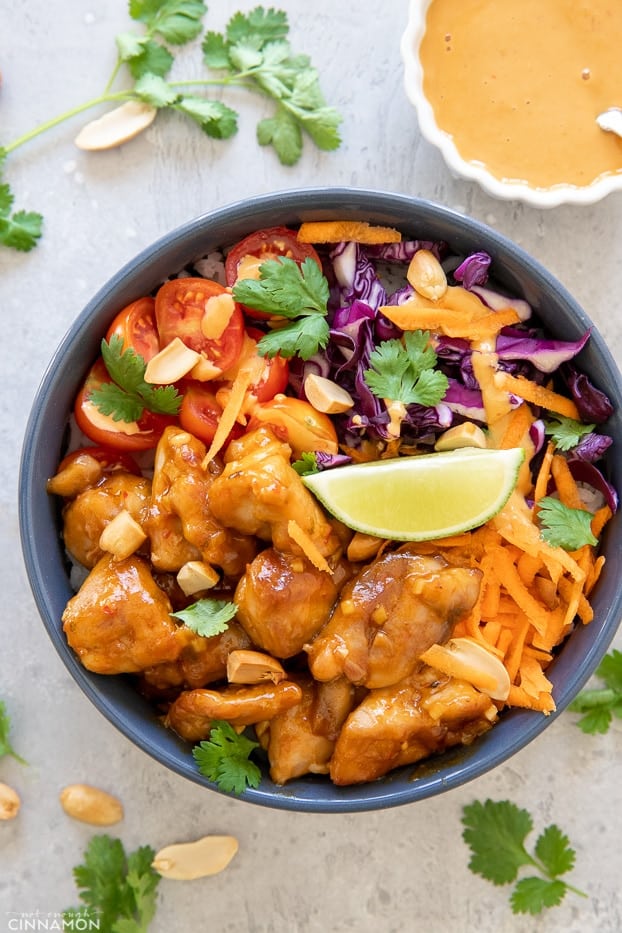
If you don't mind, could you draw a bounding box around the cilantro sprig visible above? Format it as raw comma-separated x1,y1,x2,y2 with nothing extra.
1,4,342,253
0,699,26,765
193,720,262,795
462,799,587,915
90,335,181,422
171,598,237,637
568,649,622,734
63,835,160,932
232,256,331,359
544,415,595,451
363,330,449,406
537,496,597,550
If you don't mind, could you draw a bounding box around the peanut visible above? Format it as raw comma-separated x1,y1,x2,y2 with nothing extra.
59,783,124,825
152,835,239,880
0,782,20,820
407,248,447,300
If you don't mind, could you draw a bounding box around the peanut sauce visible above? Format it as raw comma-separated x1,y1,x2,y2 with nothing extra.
419,0,622,189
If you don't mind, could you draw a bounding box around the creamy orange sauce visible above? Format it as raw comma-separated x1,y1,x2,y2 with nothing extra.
419,0,622,189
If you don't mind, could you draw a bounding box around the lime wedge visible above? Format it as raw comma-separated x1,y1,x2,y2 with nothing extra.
302,447,524,541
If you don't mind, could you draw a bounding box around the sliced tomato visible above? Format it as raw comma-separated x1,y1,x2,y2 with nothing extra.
179,381,243,447
225,226,323,320
245,327,289,402
106,297,160,362
74,359,177,451
154,277,245,376
57,445,142,476
247,395,338,458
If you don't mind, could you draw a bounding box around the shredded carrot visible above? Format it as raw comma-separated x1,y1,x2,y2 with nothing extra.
533,440,555,503
498,404,533,451
494,371,581,420
297,220,401,244
201,358,263,467
380,303,519,339
592,505,613,537
550,454,584,509
286,520,332,574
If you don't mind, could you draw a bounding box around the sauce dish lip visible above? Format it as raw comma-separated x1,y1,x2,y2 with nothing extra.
18,186,622,812
401,0,622,208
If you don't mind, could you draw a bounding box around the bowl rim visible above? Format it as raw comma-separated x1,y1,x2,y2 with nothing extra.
19,186,622,812
400,0,622,208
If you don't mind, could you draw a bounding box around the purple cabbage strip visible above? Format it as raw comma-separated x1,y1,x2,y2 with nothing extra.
442,379,486,422
563,364,615,424
315,450,352,471
365,240,444,262
453,251,491,288
495,330,590,374
470,284,532,322
573,432,613,462
567,458,618,512
330,242,387,310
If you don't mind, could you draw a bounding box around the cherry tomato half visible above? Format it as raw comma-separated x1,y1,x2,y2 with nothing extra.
225,226,323,320
179,381,243,447
105,297,160,362
57,445,142,476
245,327,289,403
247,395,338,459
155,277,245,376
74,359,177,451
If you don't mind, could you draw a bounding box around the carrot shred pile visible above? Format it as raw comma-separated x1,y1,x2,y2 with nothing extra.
297,220,402,244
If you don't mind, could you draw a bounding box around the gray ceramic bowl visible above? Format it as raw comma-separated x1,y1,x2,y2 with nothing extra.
19,188,622,812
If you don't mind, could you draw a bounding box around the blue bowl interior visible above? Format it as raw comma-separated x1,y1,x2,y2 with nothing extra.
19,188,622,812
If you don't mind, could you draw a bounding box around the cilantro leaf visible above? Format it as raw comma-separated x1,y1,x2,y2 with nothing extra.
0,699,26,765
90,335,182,421
510,877,568,915
568,649,622,733
133,74,178,108
129,0,207,45
174,96,238,139
292,451,319,476
193,720,262,794
462,799,586,915
0,183,43,251
116,34,175,79
537,496,597,550
64,835,160,932
232,257,330,360
171,598,237,637
462,799,534,885
544,415,595,452
364,330,449,407
202,6,342,165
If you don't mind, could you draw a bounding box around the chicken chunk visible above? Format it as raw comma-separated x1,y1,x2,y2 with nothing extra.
139,622,254,695
148,426,257,576
306,548,482,689
62,473,151,568
208,427,342,558
62,554,189,674
262,676,357,784
330,666,498,785
165,681,303,742
234,548,353,658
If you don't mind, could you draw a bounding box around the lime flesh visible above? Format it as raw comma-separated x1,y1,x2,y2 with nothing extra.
302,447,524,541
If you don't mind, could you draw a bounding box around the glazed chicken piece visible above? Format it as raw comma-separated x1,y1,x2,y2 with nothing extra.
234,548,353,659
139,621,254,694
306,547,482,689
330,666,498,786
208,427,343,559
61,473,151,568
165,681,303,742
260,676,357,785
62,554,191,674
148,426,257,577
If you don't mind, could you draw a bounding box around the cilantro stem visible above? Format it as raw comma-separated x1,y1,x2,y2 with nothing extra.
570,687,618,709
524,852,587,899
3,91,133,155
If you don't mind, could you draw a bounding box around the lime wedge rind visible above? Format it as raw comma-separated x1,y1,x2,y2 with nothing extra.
302,447,524,541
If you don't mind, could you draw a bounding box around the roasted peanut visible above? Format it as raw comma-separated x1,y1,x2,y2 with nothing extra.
152,835,239,880
227,649,286,685
59,783,124,825
0,782,20,820
407,248,447,300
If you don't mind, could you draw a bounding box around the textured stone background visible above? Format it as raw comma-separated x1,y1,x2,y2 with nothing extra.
1,2,621,930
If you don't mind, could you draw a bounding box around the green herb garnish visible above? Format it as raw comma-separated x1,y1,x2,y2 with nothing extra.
292,451,320,476
0,699,26,765
63,835,160,932
363,330,449,407
193,720,262,794
89,335,182,422
171,598,237,637
568,649,622,734
537,496,597,550
232,256,331,360
544,416,595,451
462,799,586,915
